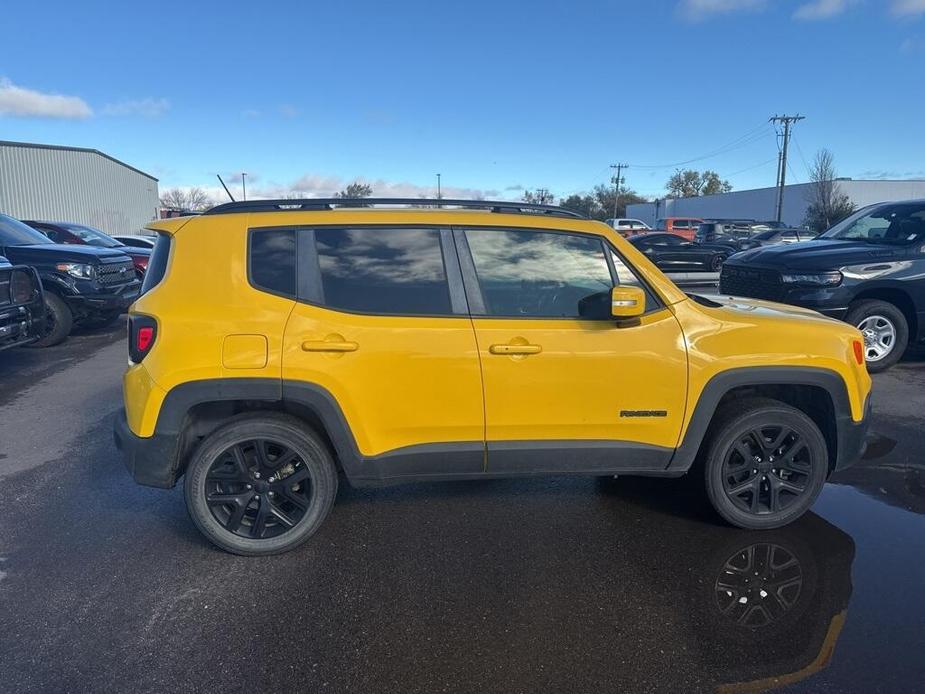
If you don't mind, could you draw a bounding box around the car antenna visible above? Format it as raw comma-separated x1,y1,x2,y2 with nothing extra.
216,174,236,202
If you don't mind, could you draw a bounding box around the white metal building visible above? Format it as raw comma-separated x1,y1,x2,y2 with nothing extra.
0,140,159,235
627,179,925,228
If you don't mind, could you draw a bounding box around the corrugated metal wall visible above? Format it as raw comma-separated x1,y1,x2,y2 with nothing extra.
0,143,159,235
627,180,925,228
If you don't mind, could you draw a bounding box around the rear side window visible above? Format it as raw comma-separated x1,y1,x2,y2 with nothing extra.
313,228,452,315
140,232,172,295
249,228,296,297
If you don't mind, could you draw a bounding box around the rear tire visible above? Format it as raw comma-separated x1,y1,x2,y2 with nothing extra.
710,254,726,272
703,398,828,530
846,299,907,373
184,413,338,556
28,292,73,348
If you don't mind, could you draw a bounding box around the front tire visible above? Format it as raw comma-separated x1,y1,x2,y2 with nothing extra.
846,299,907,373
184,413,339,556
704,398,828,530
709,254,726,272
27,292,73,348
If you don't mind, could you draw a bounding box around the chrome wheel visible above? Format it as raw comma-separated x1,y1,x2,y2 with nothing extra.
857,314,896,362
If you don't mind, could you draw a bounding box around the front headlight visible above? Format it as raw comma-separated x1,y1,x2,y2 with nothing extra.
780,271,843,287
55,262,94,280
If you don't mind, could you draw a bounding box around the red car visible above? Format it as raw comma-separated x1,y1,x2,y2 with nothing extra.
23,221,150,279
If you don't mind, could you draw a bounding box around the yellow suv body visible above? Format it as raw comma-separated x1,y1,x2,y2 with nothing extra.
115,199,871,555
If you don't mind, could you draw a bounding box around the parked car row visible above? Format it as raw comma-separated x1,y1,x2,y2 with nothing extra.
0,213,154,348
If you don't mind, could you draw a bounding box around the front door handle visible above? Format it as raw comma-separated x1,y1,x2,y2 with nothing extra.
302,335,358,352
489,343,542,355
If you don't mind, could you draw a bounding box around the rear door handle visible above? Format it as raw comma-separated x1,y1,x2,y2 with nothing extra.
302,338,358,353
489,343,542,355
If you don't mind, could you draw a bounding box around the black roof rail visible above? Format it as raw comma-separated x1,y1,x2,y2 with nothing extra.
202,198,586,219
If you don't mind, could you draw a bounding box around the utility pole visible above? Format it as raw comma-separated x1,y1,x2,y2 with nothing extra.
241,172,248,201
610,163,628,219
436,173,442,200
769,115,804,222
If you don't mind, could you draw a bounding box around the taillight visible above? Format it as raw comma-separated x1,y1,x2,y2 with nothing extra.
129,314,157,363
852,339,864,365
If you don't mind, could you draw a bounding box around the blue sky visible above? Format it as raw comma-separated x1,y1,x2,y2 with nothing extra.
1,0,923,202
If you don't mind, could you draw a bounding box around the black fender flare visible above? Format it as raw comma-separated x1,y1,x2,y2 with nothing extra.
666,366,861,473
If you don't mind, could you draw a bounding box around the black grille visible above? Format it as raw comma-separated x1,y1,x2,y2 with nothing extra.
97,260,135,285
719,266,786,302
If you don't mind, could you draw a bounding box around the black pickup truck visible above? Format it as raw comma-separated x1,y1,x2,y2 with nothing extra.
0,213,140,347
721,200,925,372
0,255,45,351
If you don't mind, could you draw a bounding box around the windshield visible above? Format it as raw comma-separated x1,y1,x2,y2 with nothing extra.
0,214,54,246
62,224,123,248
821,202,925,245
753,229,779,240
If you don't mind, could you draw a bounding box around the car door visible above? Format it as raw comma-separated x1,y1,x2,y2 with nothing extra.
458,226,688,474
281,226,485,474
652,234,695,270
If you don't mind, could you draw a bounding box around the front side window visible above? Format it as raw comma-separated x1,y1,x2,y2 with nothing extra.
314,228,452,315
465,229,612,318
821,202,925,245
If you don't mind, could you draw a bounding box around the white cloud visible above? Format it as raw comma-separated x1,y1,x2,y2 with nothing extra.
677,0,766,21
102,97,169,118
892,0,925,16
0,77,92,119
279,104,299,118
165,174,508,205
794,0,856,20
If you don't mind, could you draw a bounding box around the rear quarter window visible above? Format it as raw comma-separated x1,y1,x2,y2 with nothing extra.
140,232,173,295
249,228,297,297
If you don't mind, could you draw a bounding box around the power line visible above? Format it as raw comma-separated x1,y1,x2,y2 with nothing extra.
726,157,779,177
630,123,773,169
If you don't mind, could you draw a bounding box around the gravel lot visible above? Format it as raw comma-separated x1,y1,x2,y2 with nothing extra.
2,321,924,693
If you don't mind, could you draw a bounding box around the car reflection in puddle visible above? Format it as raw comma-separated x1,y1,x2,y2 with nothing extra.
589,477,854,692
690,515,852,692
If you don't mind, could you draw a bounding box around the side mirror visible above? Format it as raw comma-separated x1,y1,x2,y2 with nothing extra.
611,286,646,319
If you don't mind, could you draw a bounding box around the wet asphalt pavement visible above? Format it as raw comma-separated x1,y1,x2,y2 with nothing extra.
2,322,925,693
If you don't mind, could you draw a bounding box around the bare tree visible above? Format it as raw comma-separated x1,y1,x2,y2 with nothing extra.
159,187,213,211
335,182,373,198
522,188,555,205
803,149,856,232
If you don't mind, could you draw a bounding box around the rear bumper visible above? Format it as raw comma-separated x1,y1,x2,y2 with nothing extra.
834,395,871,471
113,409,180,488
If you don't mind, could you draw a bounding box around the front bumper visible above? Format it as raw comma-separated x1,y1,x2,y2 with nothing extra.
66,283,141,312
834,395,871,471
113,409,180,488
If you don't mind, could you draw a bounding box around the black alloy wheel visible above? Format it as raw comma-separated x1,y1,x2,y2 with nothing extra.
710,254,726,272
205,439,311,540
184,413,338,555
704,397,828,530
720,424,812,515
714,542,803,628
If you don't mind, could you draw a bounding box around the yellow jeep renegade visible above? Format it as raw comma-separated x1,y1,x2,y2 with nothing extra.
114,198,872,555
